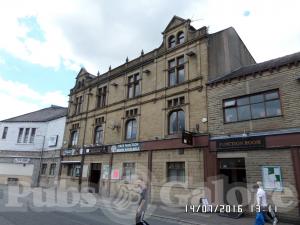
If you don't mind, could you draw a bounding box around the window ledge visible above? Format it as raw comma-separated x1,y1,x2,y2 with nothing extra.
224,115,283,124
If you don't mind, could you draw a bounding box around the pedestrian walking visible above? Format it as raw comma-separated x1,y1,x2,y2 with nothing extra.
254,181,267,225
135,177,149,225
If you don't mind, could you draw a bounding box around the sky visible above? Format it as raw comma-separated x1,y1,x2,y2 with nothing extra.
0,0,300,120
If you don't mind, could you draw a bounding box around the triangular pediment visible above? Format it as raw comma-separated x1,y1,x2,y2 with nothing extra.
163,16,187,34
76,67,89,79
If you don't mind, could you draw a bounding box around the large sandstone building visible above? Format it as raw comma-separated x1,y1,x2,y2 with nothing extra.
59,16,300,222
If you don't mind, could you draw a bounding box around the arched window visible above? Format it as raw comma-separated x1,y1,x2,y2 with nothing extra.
125,119,137,140
177,31,184,44
70,130,78,147
168,35,176,48
168,110,185,134
94,125,103,145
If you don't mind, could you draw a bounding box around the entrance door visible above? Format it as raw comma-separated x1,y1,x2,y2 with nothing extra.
89,163,101,193
219,158,247,205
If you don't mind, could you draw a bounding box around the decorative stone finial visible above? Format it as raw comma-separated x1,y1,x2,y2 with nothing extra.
126,57,129,63
109,65,111,71
97,71,100,76
141,49,144,56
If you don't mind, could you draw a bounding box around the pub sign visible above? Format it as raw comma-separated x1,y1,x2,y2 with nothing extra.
216,136,265,150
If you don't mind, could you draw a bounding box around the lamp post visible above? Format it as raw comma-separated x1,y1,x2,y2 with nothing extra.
36,135,46,187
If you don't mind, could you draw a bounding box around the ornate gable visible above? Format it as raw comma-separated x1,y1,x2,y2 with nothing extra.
163,16,187,34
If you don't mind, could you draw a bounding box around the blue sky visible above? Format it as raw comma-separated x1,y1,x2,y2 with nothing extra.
0,0,300,120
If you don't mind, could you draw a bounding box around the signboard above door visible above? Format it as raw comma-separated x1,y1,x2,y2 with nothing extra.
216,136,265,151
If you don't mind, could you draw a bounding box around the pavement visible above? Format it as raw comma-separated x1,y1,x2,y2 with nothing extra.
0,185,298,225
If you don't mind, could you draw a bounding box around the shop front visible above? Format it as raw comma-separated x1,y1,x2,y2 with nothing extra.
208,132,300,222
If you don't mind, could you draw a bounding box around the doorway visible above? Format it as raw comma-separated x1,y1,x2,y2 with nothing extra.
89,163,101,193
219,158,247,205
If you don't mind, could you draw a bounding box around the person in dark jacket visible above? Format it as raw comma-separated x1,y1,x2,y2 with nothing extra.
135,178,148,224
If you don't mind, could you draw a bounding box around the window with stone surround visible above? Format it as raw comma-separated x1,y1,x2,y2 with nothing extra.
123,162,135,182
67,164,81,177
96,86,107,108
223,90,282,123
127,73,141,99
168,110,185,134
168,55,185,86
41,163,47,175
168,35,176,48
167,162,185,182
125,119,137,140
177,31,185,44
49,163,56,176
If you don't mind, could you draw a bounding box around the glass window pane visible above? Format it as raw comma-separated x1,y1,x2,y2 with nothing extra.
168,169,177,182
131,120,137,139
126,121,132,140
128,86,134,98
225,108,237,122
237,97,249,106
250,94,263,103
237,105,251,121
169,71,176,86
178,67,185,83
177,169,185,182
177,56,184,65
134,83,140,96
128,76,133,83
169,112,177,134
266,100,281,116
178,32,184,44
265,91,279,100
251,103,266,119
135,74,140,81
224,100,236,107
169,60,176,68
173,98,178,106
178,111,185,132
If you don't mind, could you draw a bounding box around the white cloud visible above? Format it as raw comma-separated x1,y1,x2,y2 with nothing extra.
0,76,68,120
0,0,300,73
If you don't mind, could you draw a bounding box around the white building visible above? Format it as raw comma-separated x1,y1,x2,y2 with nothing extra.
0,105,67,187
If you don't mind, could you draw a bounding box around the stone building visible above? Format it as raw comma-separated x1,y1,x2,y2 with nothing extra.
0,105,67,187
206,52,300,222
59,16,255,205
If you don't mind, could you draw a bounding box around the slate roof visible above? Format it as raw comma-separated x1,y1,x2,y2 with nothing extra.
1,105,67,123
208,51,300,84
